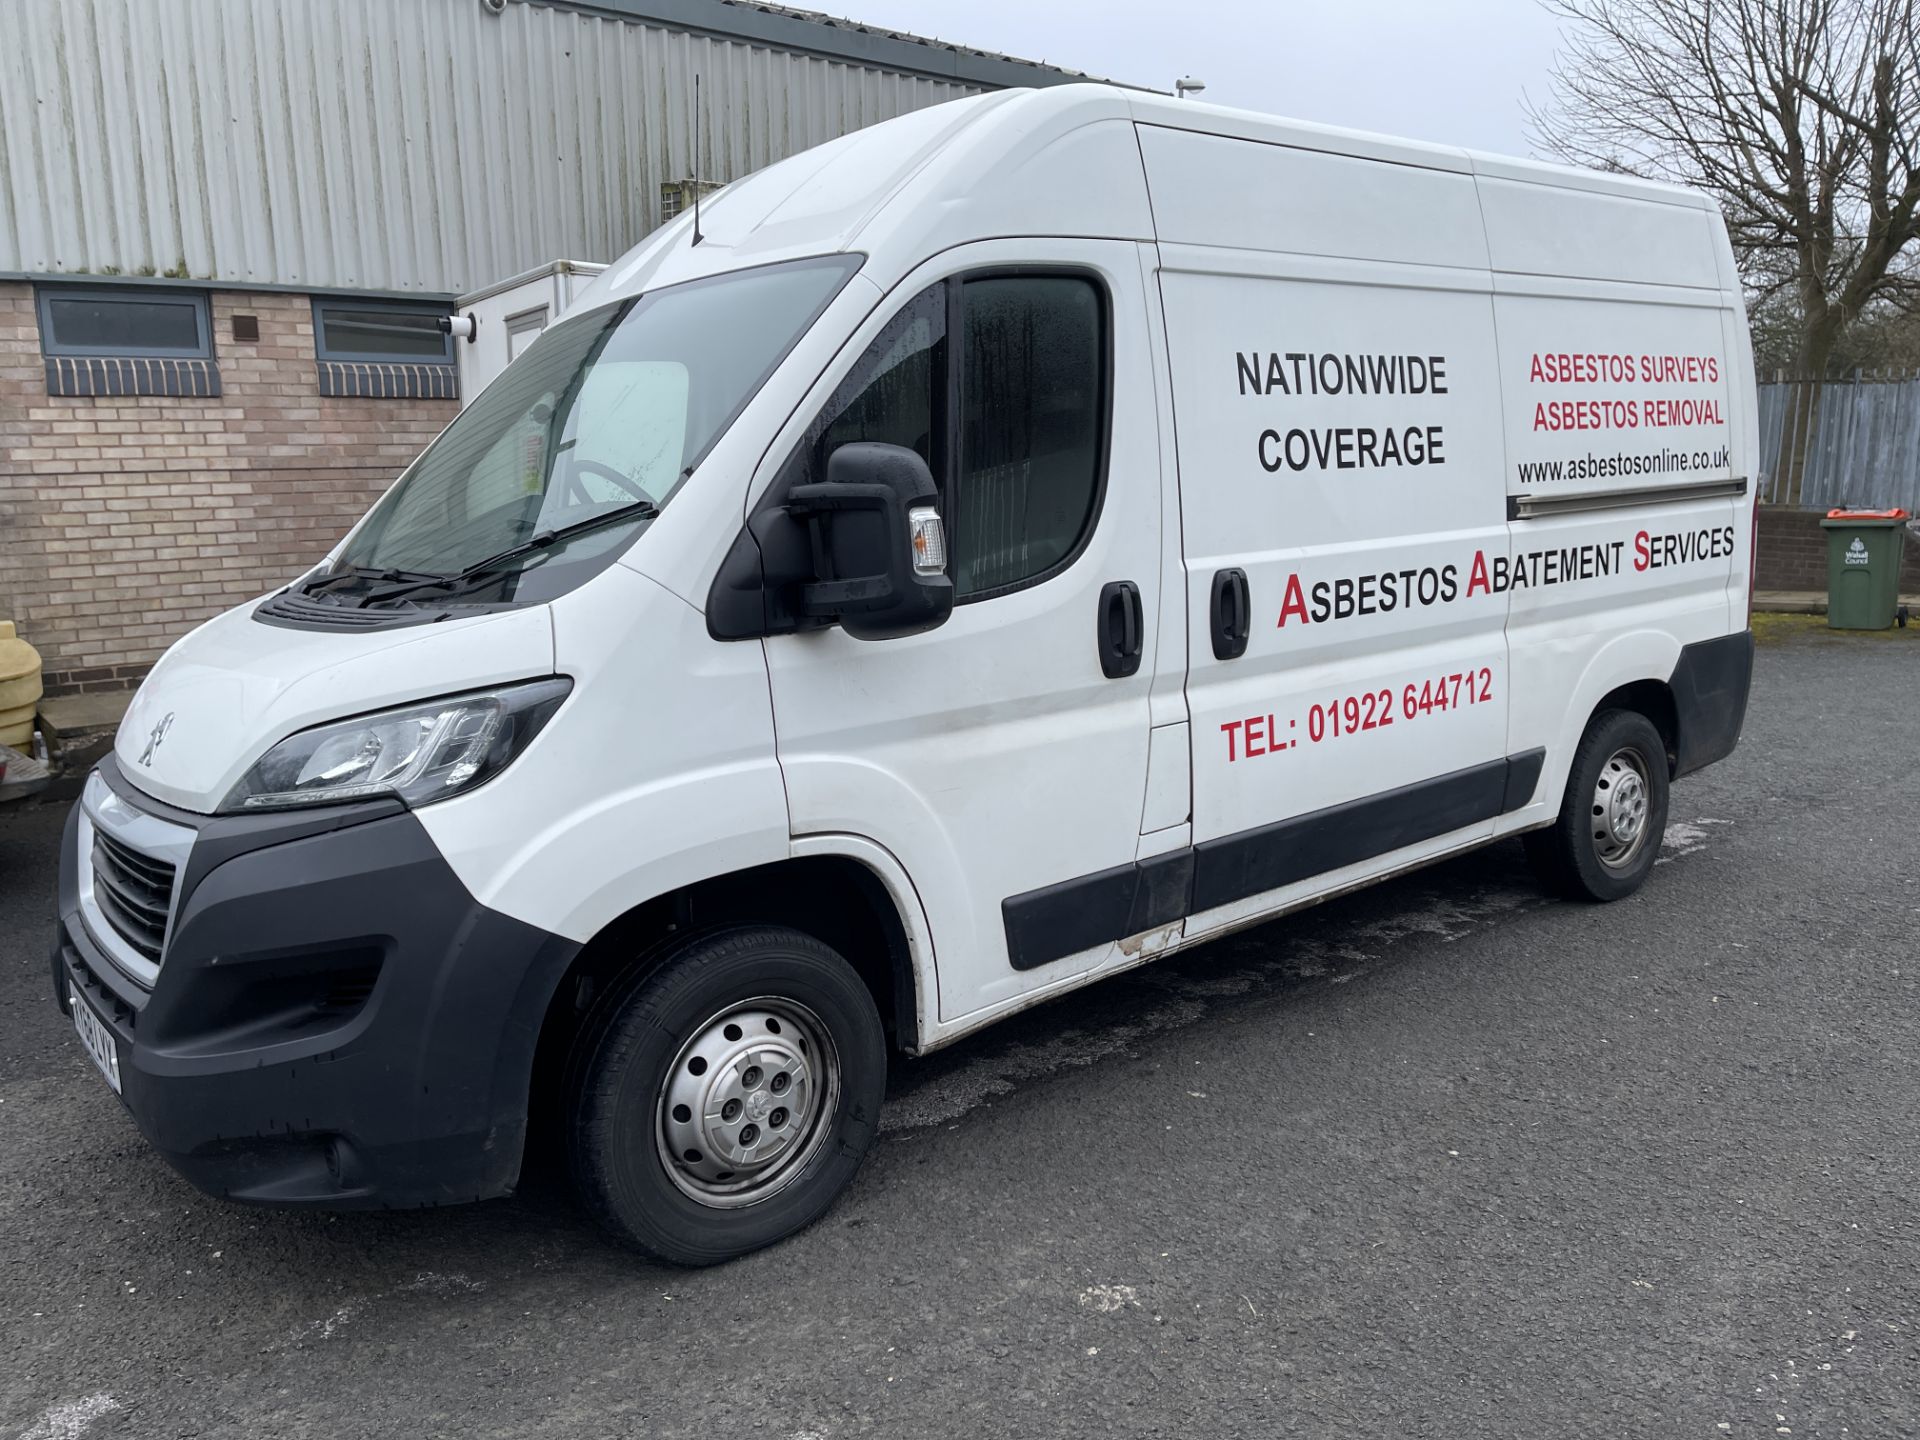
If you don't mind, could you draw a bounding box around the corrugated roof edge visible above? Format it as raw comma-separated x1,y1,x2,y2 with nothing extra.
534,0,1145,90
0,272,458,302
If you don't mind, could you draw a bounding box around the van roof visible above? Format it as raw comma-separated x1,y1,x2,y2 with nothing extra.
584,83,1714,305
1120,87,1707,205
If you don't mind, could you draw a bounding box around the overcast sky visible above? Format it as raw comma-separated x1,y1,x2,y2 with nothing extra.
832,0,1571,157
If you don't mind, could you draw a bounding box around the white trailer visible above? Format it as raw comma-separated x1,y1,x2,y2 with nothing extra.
451,260,607,405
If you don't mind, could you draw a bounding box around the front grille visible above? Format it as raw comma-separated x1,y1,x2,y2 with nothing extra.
62,938,139,1033
90,828,176,963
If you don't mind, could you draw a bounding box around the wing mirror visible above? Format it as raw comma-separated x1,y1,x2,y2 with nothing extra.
786,442,954,640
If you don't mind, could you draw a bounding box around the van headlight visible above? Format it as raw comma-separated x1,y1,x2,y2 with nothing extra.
218,678,572,813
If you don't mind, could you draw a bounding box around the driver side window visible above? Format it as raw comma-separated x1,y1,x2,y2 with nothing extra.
789,271,1107,600
802,284,948,486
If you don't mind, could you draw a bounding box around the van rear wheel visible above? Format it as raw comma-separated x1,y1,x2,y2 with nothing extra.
565,926,886,1265
1524,708,1670,902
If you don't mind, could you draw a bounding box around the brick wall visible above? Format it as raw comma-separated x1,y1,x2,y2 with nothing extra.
1756,503,1920,594
0,285,455,694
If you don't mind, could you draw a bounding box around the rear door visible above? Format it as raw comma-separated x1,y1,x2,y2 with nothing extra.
763,239,1167,1025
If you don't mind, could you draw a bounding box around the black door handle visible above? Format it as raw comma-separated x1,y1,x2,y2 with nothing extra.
1210,567,1250,660
1098,580,1143,679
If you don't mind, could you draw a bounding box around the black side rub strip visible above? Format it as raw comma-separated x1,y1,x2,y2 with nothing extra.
1003,748,1546,972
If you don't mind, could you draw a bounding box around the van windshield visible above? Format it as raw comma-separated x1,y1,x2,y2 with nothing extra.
328,255,858,602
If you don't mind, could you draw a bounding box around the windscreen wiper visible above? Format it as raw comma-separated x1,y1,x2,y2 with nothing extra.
356,499,661,606
301,564,446,597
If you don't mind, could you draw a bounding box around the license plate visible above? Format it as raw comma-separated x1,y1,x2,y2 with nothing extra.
69,984,122,1094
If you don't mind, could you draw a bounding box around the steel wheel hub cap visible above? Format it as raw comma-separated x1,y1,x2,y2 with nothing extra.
657,998,838,1208
1592,747,1652,868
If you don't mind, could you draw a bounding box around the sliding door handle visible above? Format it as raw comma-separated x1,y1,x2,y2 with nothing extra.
1098,580,1144,679
1210,567,1250,660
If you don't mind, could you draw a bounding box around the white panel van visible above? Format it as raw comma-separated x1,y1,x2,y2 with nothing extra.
53,85,1756,1264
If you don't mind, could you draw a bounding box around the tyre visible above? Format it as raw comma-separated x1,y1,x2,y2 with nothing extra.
566,925,886,1265
1523,708,1670,903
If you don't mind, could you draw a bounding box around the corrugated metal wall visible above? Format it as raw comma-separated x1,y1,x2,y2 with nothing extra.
0,0,985,295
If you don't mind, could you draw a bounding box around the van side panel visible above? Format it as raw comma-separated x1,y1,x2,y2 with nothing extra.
1474,174,1722,290
1136,124,1489,270
1482,180,1744,823
1492,282,1738,505
1140,127,1517,939
1494,491,1735,825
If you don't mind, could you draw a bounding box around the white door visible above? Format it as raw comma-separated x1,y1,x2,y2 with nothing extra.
763,240,1166,1025
1130,127,1525,938
1159,258,1517,936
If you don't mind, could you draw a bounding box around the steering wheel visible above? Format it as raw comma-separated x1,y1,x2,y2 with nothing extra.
564,458,652,507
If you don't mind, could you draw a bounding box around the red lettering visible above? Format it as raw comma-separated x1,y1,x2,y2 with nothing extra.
1633,530,1650,572
1246,715,1266,757
1220,719,1242,762
1467,549,1491,597
1277,572,1310,627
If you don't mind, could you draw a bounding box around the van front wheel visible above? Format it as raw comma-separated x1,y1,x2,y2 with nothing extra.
566,926,886,1265
1524,708,1670,902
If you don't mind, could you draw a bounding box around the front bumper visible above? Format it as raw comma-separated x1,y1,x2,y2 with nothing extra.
52,756,578,1209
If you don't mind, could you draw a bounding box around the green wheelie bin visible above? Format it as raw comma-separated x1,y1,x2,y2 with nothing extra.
1820,508,1910,630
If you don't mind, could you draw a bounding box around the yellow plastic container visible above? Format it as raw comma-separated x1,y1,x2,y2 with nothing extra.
0,620,44,748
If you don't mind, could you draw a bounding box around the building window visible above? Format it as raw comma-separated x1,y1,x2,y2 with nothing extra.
35,285,221,397
660,179,724,222
312,298,457,400
39,286,212,357
312,300,453,364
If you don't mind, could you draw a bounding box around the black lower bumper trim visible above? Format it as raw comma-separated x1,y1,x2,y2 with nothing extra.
1670,629,1754,776
54,773,579,1210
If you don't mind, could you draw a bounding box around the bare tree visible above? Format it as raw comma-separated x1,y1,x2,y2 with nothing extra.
1529,0,1920,379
